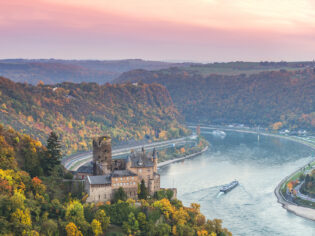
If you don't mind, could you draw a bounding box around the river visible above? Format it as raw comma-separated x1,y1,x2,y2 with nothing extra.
159,130,315,236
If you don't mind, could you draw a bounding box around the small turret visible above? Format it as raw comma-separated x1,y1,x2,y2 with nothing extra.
153,148,158,172
126,153,132,170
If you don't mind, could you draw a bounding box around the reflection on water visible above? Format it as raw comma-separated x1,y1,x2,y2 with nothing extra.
159,131,315,236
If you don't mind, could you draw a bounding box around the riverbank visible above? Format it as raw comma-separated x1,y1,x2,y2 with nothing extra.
192,125,315,221
158,146,208,168
274,167,315,221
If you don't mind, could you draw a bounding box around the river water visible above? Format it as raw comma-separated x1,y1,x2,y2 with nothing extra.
159,130,315,236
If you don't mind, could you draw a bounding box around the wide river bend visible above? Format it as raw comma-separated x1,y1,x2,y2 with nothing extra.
159,130,315,236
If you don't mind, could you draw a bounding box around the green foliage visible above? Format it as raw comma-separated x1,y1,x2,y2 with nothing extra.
41,219,58,236
102,201,132,225
154,189,174,200
44,132,62,175
117,67,315,131
95,209,110,232
122,212,140,235
138,179,148,200
112,187,127,203
155,223,171,236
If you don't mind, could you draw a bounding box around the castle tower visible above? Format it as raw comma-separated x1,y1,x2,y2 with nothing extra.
92,136,112,175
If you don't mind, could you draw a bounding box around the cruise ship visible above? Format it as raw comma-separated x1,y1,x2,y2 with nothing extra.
220,180,239,193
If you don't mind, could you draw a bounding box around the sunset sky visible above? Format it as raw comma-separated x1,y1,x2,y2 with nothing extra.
1,0,315,61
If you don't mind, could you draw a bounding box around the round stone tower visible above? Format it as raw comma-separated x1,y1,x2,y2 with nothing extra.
92,136,112,175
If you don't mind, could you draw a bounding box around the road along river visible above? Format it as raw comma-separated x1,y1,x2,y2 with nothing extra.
159,130,315,236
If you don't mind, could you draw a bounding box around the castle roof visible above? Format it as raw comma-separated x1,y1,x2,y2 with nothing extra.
87,175,111,185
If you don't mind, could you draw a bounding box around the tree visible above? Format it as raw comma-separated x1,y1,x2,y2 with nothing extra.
41,219,58,236
11,208,32,234
95,209,110,232
65,222,83,236
113,187,127,203
65,200,85,226
138,179,148,200
137,212,146,231
91,219,102,236
122,212,140,235
45,132,62,175
155,223,171,236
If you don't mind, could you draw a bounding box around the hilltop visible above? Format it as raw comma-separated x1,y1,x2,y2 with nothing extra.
0,59,190,85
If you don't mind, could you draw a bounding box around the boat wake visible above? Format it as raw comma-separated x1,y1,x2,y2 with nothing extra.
216,192,224,198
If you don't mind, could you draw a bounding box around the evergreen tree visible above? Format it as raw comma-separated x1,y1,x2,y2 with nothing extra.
113,187,127,203
138,179,148,200
44,132,62,175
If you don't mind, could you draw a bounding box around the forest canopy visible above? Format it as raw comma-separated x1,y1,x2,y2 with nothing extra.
0,77,189,155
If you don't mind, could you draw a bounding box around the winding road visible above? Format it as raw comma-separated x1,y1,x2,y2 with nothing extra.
62,135,197,171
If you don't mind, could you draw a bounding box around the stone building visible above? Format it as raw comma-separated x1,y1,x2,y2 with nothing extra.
85,136,161,202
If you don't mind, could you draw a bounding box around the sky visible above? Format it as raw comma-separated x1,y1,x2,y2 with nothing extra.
1,0,315,62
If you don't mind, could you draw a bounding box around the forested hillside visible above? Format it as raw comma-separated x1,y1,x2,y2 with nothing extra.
0,125,231,235
116,67,315,131
0,59,188,85
0,77,188,155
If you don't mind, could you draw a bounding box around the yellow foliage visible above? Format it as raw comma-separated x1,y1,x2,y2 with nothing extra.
91,219,102,236
197,230,210,236
172,207,189,225
1,103,7,109
68,122,73,129
152,198,175,219
272,121,283,130
11,208,32,227
159,130,168,140
65,222,83,236
27,116,34,123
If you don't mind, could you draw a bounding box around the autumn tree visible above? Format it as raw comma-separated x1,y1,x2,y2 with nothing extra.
95,209,110,232
65,222,83,236
91,219,102,236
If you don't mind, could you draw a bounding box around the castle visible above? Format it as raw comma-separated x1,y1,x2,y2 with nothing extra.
84,136,161,202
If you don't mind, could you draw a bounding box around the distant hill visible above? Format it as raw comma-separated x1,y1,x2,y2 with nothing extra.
0,77,188,154
0,59,190,85
115,66,315,131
